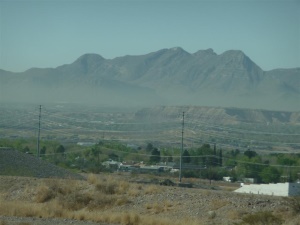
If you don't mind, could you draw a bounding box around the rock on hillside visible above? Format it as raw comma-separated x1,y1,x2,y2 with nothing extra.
0,148,83,179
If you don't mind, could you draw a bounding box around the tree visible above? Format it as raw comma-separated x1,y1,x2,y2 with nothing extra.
260,166,281,183
91,146,102,165
244,150,257,159
213,144,217,166
194,144,212,166
182,149,191,163
56,145,65,155
277,156,297,166
52,144,66,165
161,149,173,163
236,156,263,182
219,149,223,167
230,149,240,157
146,143,154,152
22,146,30,153
108,152,118,161
40,146,46,155
150,148,160,163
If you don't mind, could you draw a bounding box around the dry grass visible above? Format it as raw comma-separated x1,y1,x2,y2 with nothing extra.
96,181,117,195
284,196,300,214
144,184,161,194
0,174,292,225
239,211,283,225
87,173,98,184
227,210,248,220
0,173,198,225
32,175,131,211
145,202,164,214
163,200,173,208
209,199,228,210
127,183,143,197
93,175,131,195
145,200,174,214
34,185,54,203
202,189,212,196
0,222,32,225
121,212,141,225
0,199,203,225
220,186,239,192
128,188,141,197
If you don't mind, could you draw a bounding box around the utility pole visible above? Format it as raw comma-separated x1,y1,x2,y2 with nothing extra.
179,112,184,183
37,105,41,158
288,166,291,182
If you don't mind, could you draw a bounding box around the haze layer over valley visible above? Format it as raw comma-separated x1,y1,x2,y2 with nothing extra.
1,48,299,111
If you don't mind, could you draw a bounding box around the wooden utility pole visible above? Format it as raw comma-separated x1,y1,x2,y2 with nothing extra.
37,105,41,157
179,112,184,183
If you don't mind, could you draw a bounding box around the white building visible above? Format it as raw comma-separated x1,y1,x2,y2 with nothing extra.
234,182,300,197
102,159,121,169
223,177,232,182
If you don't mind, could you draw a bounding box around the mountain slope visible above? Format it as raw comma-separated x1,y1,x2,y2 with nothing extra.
0,48,299,110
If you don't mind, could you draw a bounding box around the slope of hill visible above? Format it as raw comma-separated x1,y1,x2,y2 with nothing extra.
0,148,83,179
0,48,299,110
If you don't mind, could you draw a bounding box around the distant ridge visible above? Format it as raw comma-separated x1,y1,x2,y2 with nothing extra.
134,105,300,125
0,48,299,111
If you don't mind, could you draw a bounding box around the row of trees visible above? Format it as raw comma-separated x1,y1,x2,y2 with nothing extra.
146,143,300,184
1,138,300,183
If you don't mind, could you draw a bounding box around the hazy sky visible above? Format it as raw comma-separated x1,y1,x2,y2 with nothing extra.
0,0,299,72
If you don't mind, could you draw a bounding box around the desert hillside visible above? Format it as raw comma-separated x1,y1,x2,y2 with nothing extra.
0,149,300,225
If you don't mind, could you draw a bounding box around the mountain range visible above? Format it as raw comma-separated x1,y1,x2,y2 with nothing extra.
0,47,299,111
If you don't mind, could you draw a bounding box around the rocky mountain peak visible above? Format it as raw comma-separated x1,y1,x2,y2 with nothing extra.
221,49,245,57
167,47,190,56
193,48,216,57
219,50,262,73
74,53,104,64
72,53,105,74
